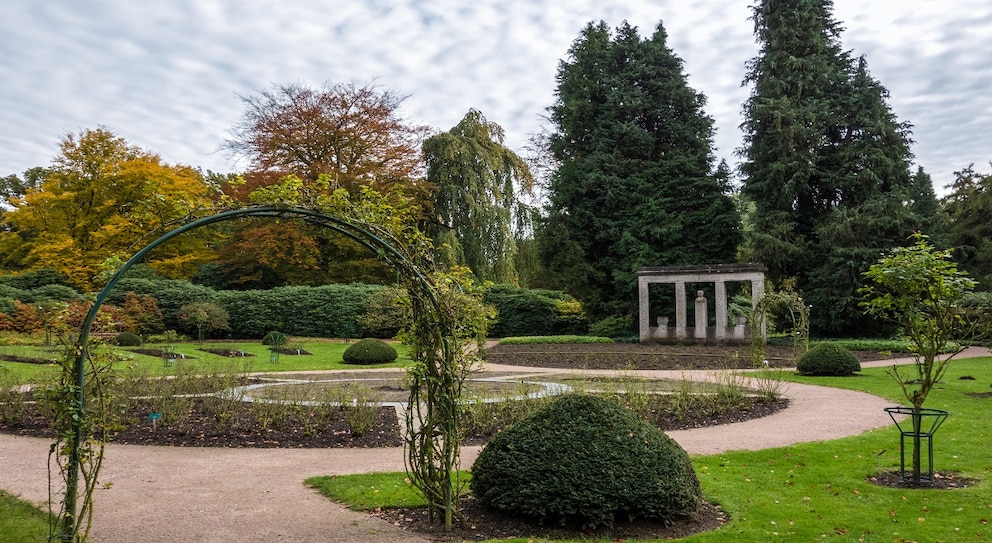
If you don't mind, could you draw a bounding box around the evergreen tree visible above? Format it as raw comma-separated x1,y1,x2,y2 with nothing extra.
422,109,534,283
740,0,927,335
943,164,992,289
539,20,741,320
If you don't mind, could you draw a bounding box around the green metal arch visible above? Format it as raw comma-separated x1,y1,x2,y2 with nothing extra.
63,205,438,539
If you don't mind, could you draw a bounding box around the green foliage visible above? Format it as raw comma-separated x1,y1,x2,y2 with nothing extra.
112,332,143,347
944,165,992,289
177,301,230,341
540,20,741,319
861,233,976,409
483,284,587,337
588,314,633,338
796,343,861,376
498,335,613,345
740,1,924,337
342,338,398,365
471,394,701,529
261,331,288,346
423,109,535,283
961,291,992,347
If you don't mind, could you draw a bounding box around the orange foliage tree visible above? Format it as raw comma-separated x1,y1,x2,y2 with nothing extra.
0,128,218,290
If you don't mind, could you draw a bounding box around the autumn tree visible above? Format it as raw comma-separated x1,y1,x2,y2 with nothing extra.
539,21,741,319
217,82,431,286
423,109,535,283
740,0,928,335
0,128,218,290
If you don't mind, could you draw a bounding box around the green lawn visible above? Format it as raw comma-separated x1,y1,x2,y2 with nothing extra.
0,490,51,543
311,357,992,542
0,339,414,380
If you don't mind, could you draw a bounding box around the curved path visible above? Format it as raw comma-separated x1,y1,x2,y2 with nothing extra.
1,348,988,542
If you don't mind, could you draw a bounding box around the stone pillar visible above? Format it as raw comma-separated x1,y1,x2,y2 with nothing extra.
751,279,766,340
638,276,650,342
714,281,727,340
694,290,707,339
675,281,687,339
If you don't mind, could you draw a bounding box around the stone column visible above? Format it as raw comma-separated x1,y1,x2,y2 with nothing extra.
751,279,766,340
694,290,707,339
638,276,650,342
714,281,727,340
675,281,687,339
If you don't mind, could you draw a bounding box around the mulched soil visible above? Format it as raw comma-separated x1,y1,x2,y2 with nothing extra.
484,342,903,370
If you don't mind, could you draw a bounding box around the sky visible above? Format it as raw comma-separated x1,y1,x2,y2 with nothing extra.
2,1,990,195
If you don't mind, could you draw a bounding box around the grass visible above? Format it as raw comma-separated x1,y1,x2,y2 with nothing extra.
0,490,51,543
0,339,414,380
311,356,992,542
305,473,429,510
498,335,614,345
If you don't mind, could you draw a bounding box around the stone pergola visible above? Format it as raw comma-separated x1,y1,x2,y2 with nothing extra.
637,263,766,343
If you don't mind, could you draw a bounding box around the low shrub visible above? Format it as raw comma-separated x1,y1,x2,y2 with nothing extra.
114,331,143,347
470,394,701,529
796,343,861,376
342,338,398,365
498,335,613,345
262,331,288,346
588,314,633,338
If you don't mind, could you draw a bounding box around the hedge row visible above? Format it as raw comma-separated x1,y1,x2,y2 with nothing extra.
1,269,591,340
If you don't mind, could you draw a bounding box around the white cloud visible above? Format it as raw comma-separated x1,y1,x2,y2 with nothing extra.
1,0,989,194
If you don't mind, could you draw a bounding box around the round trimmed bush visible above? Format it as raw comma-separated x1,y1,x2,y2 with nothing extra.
342,338,397,365
113,331,143,346
262,331,288,346
796,343,861,376
470,394,701,529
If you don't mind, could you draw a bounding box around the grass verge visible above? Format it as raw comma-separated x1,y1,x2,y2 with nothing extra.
0,490,51,543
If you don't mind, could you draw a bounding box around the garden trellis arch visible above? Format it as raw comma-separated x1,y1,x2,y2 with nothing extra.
60,205,458,541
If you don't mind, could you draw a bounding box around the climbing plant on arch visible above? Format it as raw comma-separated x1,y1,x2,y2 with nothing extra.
56,204,480,541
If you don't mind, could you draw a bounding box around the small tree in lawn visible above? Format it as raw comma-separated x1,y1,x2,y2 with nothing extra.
178,302,229,345
860,233,976,484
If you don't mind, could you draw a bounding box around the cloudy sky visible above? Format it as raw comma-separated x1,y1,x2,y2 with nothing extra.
2,1,990,194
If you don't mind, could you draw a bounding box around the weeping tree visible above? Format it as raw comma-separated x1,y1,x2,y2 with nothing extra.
423,109,535,283
860,234,976,484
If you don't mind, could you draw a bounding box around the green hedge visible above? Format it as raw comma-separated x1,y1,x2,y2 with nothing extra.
483,284,587,337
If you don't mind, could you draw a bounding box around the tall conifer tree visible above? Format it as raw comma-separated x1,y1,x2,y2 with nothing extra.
539,21,741,320
740,0,928,335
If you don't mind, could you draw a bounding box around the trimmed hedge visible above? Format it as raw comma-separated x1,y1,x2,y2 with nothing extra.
342,338,398,365
113,332,143,346
796,343,861,376
484,284,587,337
471,394,701,529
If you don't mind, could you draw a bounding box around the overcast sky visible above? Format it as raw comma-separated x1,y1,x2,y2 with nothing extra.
2,1,990,194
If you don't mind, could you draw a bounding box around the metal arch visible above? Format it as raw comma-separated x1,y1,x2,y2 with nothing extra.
62,205,439,541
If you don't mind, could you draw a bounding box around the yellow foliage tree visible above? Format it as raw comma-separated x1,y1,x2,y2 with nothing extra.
0,128,218,290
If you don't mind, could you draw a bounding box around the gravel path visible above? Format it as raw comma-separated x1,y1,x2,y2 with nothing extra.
1,347,987,542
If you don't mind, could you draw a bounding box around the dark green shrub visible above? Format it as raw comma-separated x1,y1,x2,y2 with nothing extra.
796,343,861,376
342,338,398,365
588,314,633,338
484,284,587,337
470,394,701,529
262,331,289,346
113,331,143,346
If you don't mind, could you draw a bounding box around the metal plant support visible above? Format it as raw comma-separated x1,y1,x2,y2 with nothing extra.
884,406,949,485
